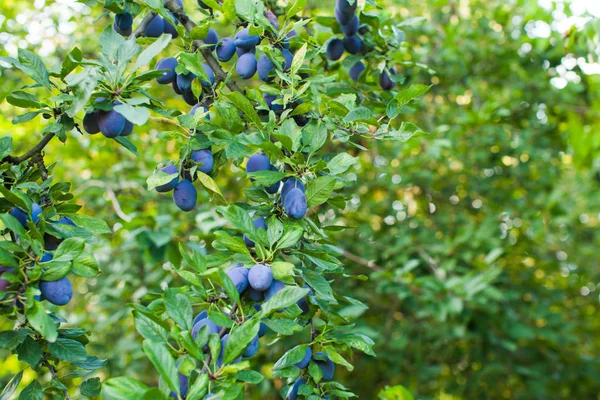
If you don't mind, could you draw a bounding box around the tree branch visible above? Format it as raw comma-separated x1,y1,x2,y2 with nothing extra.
2,133,55,165
335,246,383,271
44,360,73,400
162,0,243,94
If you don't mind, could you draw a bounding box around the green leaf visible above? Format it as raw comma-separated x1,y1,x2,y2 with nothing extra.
305,176,336,207
395,84,432,105
0,330,30,350
301,269,336,303
66,214,111,234
327,153,358,175
53,237,85,262
147,170,178,191
114,103,150,126
273,344,309,370
12,110,44,124
48,338,87,362
0,370,23,400
246,170,287,186
279,118,302,151
260,286,310,316
18,49,50,89
0,137,13,160
135,34,172,71
324,347,354,371
102,377,149,400
301,120,327,152
196,171,227,204
235,370,264,384
276,224,304,249
287,0,307,19
7,91,41,108
80,378,101,396
165,289,193,330
60,47,83,78
133,311,169,342
114,136,140,155
271,261,295,281
18,380,42,400
142,340,179,395
291,43,307,75
185,373,209,400
16,336,42,367
224,318,259,364
100,26,125,59
26,302,58,342
225,92,263,130
343,107,372,122
72,252,101,278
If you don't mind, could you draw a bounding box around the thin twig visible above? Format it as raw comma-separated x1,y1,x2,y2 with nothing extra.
162,0,243,94
44,360,73,400
335,246,383,271
2,133,55,165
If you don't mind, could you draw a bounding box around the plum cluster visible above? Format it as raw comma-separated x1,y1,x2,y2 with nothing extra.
327,0,397,90
154,56,216,106
112,0,185,38
4,206,76,307
83,99,135,138
245,154,307,220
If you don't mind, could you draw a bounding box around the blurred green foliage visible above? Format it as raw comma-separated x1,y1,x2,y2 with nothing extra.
1,0,599,399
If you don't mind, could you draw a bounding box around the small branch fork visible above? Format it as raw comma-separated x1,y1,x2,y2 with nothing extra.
2,133,55,165
162,0,243,94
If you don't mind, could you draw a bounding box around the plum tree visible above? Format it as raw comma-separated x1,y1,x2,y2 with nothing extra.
236,53,257,79
284,188,307,220
172,179,197,211
39,277,73,306
248,264,273,291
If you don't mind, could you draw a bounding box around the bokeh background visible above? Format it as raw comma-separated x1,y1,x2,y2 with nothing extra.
1,0,600,398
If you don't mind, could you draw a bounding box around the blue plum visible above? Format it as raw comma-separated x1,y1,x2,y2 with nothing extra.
144,15,165,38
343,35,363,54
266,165,281,194
216,334,241,367
257,54,274,82
0,267,14,293
379,68,396,90
190,149,214,174
155,57,178,84
234,28,260,50
204,28,219,50
236,46,256,56
288,378,307,400
39,277,73,306
98,108,126,138
283,188,307,220
10,204,42,227
314,352,335,381
216,37,236,62
349,61,365,81
243,217,267,247
264,10,279,30
341,15,359,36
294,347,312,369
281,49,293,71
258,321,268,337
246,154,270,174
113,13,133,36
163,13,179,39
201,63,215,87
44,216,76,250
83,111,100,134
120,120,133,136
193,310,208,326
263,94,283,112
243,335,259,357
155,164,179,193
182,88,200,106
190,104,210,119
177,72,197,91
248,264,273,291
335,0,357,25
265,279,286,301
246,287,264,302
173,179,197,211
197,0,210,9
192,317,219,338
236,53,257,79
281,178,305,203
172,79,183,95
226,266,249,293
326,38,344,61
